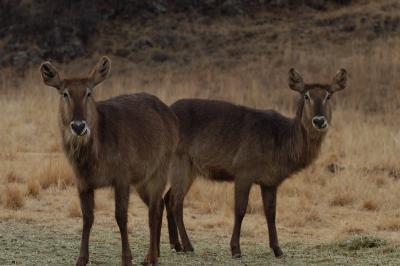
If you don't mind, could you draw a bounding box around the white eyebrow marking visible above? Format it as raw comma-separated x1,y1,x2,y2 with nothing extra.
305,91,313,103
323,91,331,103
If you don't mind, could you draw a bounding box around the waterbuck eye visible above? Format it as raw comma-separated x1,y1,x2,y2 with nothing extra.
63,92,68,99
326,94,331,100
85,89,92,98
304,94,310,100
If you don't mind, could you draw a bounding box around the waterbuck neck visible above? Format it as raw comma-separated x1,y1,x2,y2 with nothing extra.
283,99,326,171
59,100,100,172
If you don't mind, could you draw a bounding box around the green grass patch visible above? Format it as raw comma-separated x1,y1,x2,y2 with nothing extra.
337,235,387,251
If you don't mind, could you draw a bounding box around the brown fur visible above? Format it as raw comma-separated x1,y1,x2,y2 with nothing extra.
164,69,347,258
40,57,179,266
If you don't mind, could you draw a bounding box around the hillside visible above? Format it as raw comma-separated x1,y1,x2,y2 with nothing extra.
1,0,400,73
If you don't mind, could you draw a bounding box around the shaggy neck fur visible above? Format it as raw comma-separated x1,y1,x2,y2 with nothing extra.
59,103,100,178
280,98,326,175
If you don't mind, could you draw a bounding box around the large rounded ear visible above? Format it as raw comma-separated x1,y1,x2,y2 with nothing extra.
331,69,347,92
288,68,304,93
40,62,62,90
88,56,111,88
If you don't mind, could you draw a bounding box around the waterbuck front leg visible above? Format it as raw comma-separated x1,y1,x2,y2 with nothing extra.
76,188,94,266
115,185,133,266
230,180,252,259
260,185,283,257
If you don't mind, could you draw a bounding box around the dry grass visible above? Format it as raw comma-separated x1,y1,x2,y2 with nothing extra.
330,193,355,207
68,199,81,218
26,178,41,198
362,200,379,211
37,159,74,189
377,218,400,232
5,171,24,183
2,184,25,210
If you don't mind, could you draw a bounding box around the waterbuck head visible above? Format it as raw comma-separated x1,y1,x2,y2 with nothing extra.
288,68,347,133
40,57,111,142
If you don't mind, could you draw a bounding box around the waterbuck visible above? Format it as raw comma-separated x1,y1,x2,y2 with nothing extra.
164,69,347,258
40,57,179,266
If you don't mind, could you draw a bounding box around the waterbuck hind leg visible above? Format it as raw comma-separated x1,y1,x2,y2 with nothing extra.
260,185,283,258
169,155,196,253
76,189,94,266
170,192,193,252
136,171,167,265
164,190,182,252
115,184,133,266
141,196,163,265
230,179,252,259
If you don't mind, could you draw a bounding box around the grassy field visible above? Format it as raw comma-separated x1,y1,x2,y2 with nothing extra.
2,2,400,264
2,45,400,263
1,221,399,266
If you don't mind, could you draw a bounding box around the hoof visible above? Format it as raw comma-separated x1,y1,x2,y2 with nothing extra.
170,243,182,252
122,255,133,266
272,246,284,258
141,254,158,266
75,256,88,266
232,253,242,260
141,262,158,266
182,245,194,253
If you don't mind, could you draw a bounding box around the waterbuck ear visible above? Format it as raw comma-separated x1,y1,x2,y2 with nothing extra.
89,56,111,88
40,62,62,89
331,68,347,92
288,68,304,93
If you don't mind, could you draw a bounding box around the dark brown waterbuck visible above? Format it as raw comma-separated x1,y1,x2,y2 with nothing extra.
40,57,179,266
164,69,347,258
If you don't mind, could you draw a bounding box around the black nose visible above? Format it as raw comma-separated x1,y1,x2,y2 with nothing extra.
70,121,87,135
312,116,327,129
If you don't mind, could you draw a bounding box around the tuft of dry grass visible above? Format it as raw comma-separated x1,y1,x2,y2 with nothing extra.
329,193,354,207
362,200,379,211
26,178,41,198
342,226,365,235
2,185,25,210
68,199,81,218
5,171,24,183
38,159,74,189
377,218,400,232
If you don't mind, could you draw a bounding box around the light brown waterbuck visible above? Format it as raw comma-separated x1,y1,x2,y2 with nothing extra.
164,69,347,258
40,57,179,266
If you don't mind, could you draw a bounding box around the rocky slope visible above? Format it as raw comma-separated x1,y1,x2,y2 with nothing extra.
0,0,399,72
